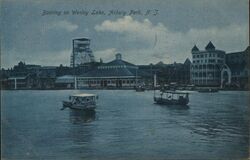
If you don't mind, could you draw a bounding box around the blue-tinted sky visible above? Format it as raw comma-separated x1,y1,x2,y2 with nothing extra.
1,0,249,68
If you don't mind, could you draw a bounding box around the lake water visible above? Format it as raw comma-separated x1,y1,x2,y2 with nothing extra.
2,90,249,160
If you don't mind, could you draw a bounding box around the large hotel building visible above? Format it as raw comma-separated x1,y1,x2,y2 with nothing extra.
191,41,229,86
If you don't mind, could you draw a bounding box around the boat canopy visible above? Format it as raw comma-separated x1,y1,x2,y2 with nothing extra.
71,93,97,97
162,91,189,95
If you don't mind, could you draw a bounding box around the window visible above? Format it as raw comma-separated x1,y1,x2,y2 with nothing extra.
208,59,215,63
245,71,248,76
217,60,222,63
203,72,206,77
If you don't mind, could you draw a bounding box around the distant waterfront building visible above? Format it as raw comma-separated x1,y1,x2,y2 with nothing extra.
55,75,75,89
70,38,95,67
7,76,33,89
36,66,57,89
191,41,230,86
76,53,139,89
6,62,41,89
226,46,249,89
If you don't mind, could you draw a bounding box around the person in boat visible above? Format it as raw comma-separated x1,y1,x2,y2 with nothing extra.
73,97,80,105
160,92,163,99
168,95,172,100
179,95,184,101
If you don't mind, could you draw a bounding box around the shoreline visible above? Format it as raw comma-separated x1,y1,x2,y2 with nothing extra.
1,88,249,91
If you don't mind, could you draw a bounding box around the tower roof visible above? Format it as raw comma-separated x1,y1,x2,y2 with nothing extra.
184,58,191,65
191,45,199,52
205,41,215,50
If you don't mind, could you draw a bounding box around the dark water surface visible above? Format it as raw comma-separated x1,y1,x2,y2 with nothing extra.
2,90,249,160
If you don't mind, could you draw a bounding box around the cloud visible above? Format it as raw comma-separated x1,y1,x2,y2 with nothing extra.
47,20,78,32
95,16,165,44
94,48,117,62
95,16,248,64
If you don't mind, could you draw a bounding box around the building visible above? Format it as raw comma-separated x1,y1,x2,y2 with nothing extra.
56,65,73,77
7,75,36,89
191,41,228,86
138,59,191,87
226,46,249,89
5,62,41,89
70,38,95,67
36,66,57,89
76,53,140,89
55,75,75,89
157,59,191,85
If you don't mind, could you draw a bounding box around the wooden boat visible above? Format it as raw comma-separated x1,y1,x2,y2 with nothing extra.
62,93,98,111
154,91,189,105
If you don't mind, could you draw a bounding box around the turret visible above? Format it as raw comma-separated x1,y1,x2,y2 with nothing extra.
205,41,215,51
191,45,199,53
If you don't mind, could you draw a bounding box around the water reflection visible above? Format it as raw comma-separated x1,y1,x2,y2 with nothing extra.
69,110,96,124
156,104,190,110
66,109,96,158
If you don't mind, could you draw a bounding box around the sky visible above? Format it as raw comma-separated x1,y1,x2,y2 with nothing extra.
1,0,249,68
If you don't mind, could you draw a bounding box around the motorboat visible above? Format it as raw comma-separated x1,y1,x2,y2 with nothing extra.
154,90,189,105
62,93,98,111
135,85,145,92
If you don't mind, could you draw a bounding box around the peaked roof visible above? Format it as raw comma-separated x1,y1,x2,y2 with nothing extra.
103,59,136,67
184,58,191,65
191,45,199,52
205,41,215,50
81,67,136,77
156,61,165,66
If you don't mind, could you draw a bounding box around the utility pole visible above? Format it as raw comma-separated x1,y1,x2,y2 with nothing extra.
72,39,77,90
14,78,17,90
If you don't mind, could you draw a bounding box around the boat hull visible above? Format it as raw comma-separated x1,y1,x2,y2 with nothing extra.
135,88,145,92
154,97,189,105
198,89,218,93
63,101,96,111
